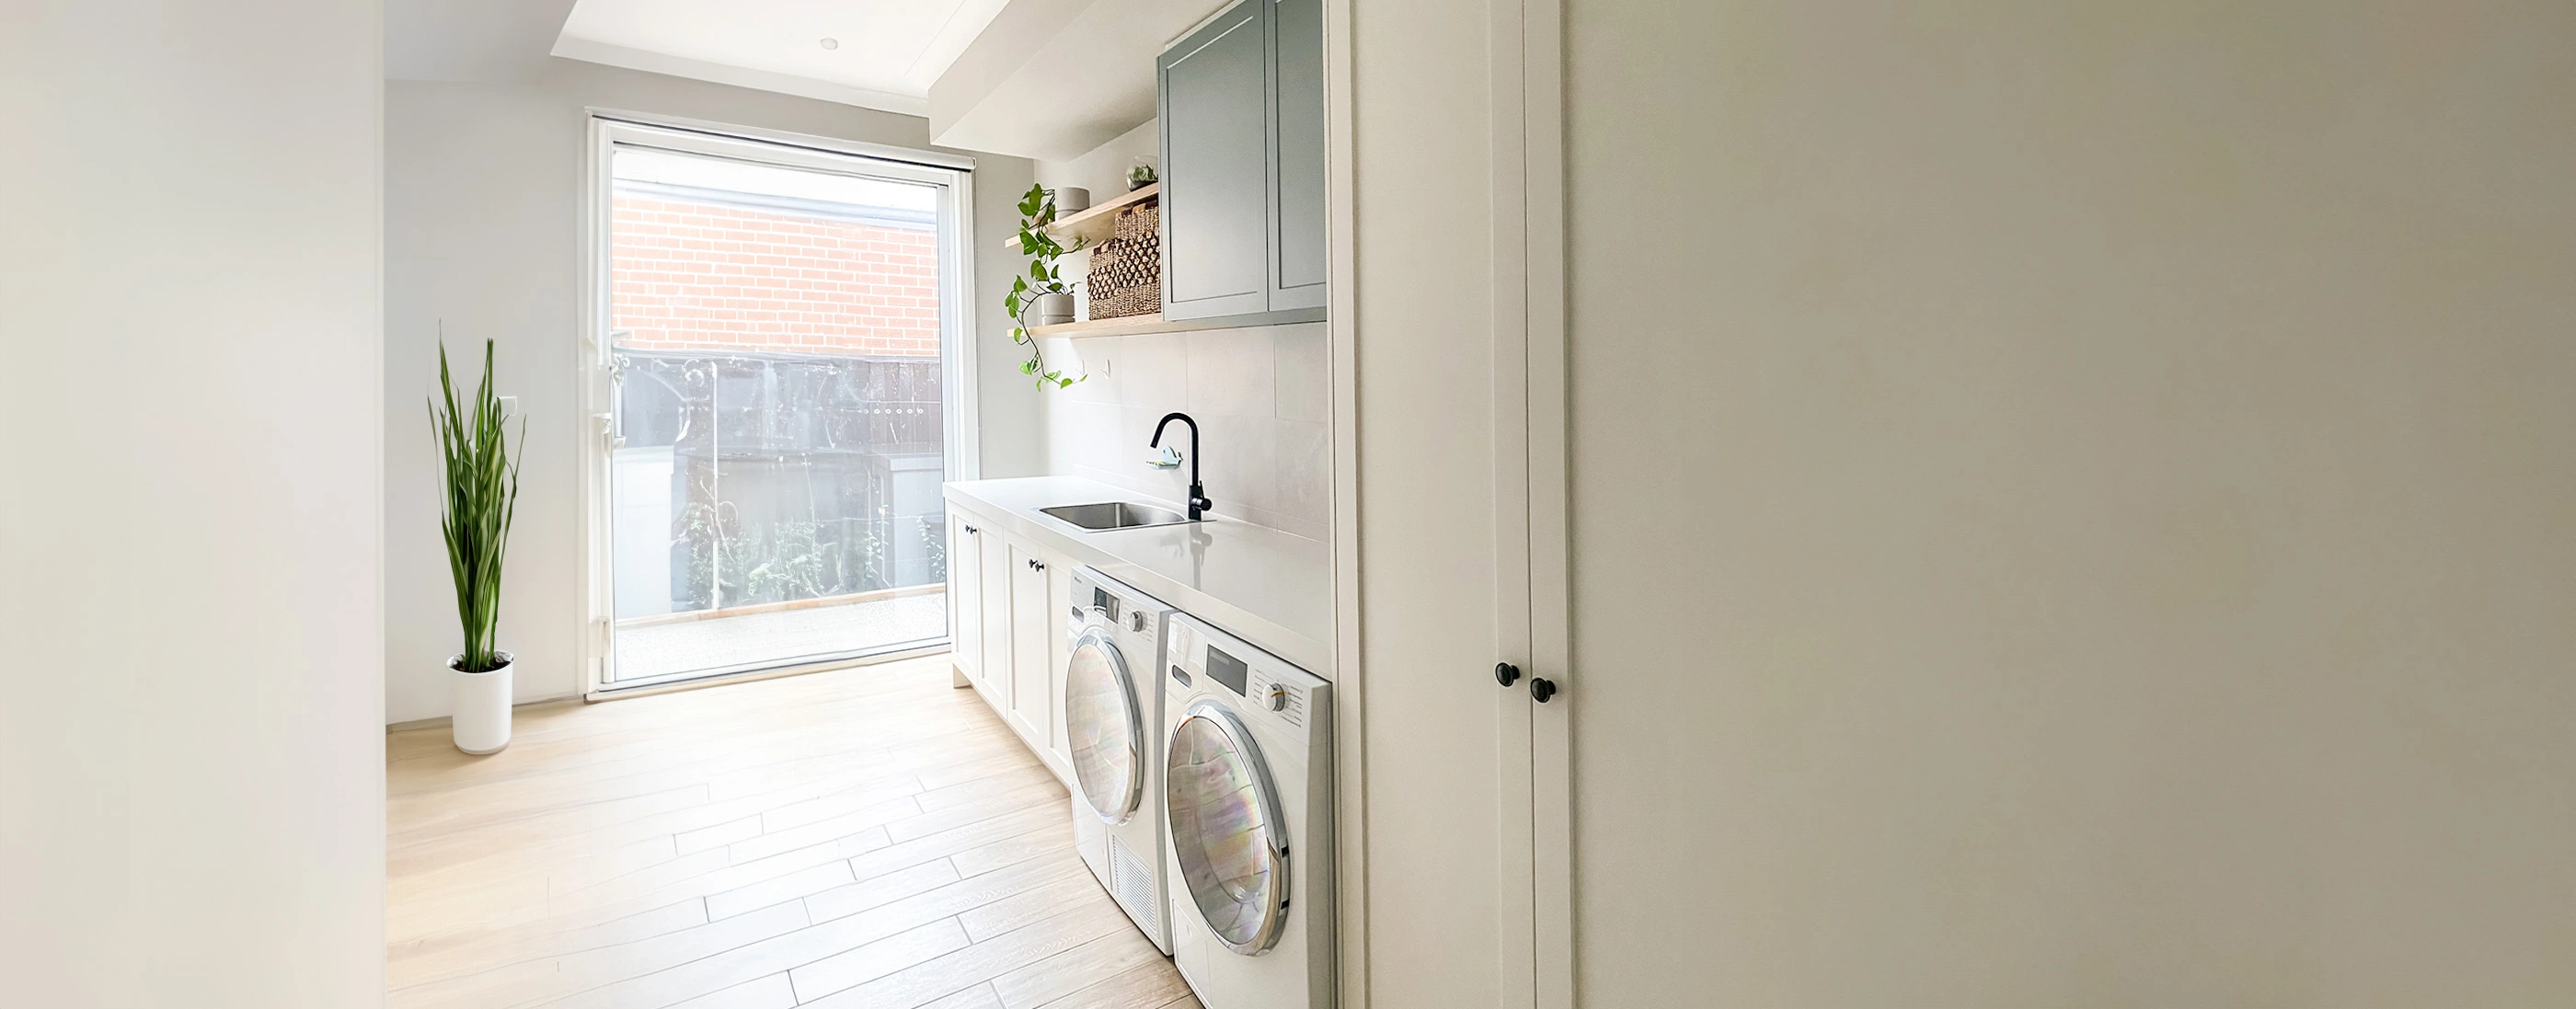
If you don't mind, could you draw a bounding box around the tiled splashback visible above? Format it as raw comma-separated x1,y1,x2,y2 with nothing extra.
1041,322,1328,541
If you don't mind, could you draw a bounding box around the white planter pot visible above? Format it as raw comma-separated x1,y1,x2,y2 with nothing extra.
449,652,514,755
1054,187,1090,212
1029,292,1075,327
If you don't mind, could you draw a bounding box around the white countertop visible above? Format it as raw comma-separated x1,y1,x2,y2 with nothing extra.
944,476,1333,672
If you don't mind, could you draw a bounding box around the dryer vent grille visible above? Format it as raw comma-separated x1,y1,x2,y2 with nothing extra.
1110,834,1158,934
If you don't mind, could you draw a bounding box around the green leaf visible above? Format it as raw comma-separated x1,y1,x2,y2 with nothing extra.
1029,260,1046,281
1004,292,1020,315
1021,359,1038,374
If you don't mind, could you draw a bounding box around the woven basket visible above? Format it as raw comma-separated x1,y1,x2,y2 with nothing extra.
1085,201,1161,320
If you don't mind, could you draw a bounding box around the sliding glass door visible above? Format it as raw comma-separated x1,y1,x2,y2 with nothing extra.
586,120,973,689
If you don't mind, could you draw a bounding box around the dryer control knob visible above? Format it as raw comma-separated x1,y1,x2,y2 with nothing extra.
1266,685,1290,712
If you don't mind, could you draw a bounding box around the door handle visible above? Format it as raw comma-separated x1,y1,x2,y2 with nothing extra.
1530,677,1558,704
1028,559,1046,571
1494,662,1521,687
962,523,980,534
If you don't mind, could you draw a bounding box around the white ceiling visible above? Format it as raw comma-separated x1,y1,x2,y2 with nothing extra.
551,0,1013,116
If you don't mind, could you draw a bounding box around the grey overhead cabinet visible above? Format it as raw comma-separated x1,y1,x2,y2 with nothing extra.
1158,0,1327,325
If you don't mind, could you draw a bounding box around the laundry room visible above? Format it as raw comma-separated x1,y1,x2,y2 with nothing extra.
376,2,1401,1007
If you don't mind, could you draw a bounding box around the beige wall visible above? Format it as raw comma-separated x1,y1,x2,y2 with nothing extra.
385,62,1040,723
1567,1,2576,1004
0,0,386,1003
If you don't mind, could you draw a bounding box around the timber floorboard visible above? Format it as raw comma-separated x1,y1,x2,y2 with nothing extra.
387,655,1195,1009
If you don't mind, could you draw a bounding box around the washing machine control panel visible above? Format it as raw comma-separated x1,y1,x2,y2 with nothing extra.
1166,614,1324,736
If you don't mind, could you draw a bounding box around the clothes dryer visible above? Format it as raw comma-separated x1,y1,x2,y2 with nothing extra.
1064,568,1178,952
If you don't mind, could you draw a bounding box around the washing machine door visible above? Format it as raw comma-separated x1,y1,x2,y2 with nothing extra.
1166,700,1291,956
1064,628,1146,823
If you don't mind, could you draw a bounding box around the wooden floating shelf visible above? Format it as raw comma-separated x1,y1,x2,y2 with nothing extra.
1006,183,1158,251
1025,313,1196,338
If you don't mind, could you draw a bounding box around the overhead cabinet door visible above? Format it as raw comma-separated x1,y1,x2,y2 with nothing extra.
1266,0,1328,311
1159,2,1274,322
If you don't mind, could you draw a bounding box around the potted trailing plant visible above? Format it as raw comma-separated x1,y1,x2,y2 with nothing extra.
1006,182,1085,389
431,338,523,755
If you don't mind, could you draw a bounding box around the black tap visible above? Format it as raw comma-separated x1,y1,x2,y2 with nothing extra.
1150,412,1213,522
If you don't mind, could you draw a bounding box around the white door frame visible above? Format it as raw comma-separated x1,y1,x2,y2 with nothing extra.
1321,0,1369,1004
574,113,980,698
1489,0,1575,1005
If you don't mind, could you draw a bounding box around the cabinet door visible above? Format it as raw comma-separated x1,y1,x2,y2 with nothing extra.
1159,0,1273,321
1007,544,1055,750
1267,0,1328,311
1043,558,1075,770
947,513,982,685
979,523,1014,699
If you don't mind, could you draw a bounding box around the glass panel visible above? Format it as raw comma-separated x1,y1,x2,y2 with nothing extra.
1064,636,1141,821
606,144,950,684
1167,710,1285,953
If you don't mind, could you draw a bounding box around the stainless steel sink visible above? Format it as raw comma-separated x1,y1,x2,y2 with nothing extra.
1039,501,1191,531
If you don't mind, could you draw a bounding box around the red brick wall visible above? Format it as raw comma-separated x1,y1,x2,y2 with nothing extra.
611,195,941,356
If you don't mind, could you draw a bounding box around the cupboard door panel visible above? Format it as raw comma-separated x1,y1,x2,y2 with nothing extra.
1044,558,1075,769
947,514,982,685
1007,545,1054,750
979,522,1014,699
1159,1,1273,321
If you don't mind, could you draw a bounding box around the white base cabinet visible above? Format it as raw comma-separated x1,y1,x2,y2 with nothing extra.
947,503,1078,788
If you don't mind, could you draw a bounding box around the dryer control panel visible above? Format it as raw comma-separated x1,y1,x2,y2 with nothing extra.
1070,568,1173,664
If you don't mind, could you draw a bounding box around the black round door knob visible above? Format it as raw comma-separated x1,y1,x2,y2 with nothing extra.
1494,662,1521,687
1530,677,1558,704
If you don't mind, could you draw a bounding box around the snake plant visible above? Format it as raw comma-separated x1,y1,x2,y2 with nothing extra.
431,338,522,673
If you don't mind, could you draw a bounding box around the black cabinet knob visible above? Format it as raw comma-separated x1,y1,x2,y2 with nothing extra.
1530,677,1558,704
1494,662,1521,687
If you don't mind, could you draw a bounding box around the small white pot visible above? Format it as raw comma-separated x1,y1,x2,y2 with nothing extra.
449,652,514,755
1029,292,1075,327
1054,187,1090,212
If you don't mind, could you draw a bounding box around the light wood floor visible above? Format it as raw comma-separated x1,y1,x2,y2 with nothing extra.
387,655,1197,1009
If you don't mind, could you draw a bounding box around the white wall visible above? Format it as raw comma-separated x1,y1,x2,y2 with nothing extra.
1565,2,2576,1004
385,60,1038,724
0,2,385,1005
1034,118,1160,205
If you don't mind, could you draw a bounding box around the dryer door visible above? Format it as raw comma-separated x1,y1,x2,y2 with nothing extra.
1064,629,1146,823
1166,700,1291,955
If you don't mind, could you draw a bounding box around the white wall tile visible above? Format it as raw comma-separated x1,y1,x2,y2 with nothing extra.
1039,324,1326,542
1198,411,1281,516
1186,327,1277,419
1275,419,1331,527
1272,323,1330,425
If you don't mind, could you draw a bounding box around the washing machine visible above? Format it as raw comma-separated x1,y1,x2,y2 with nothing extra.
1162,613,1334,1009
1064,568,1179,953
